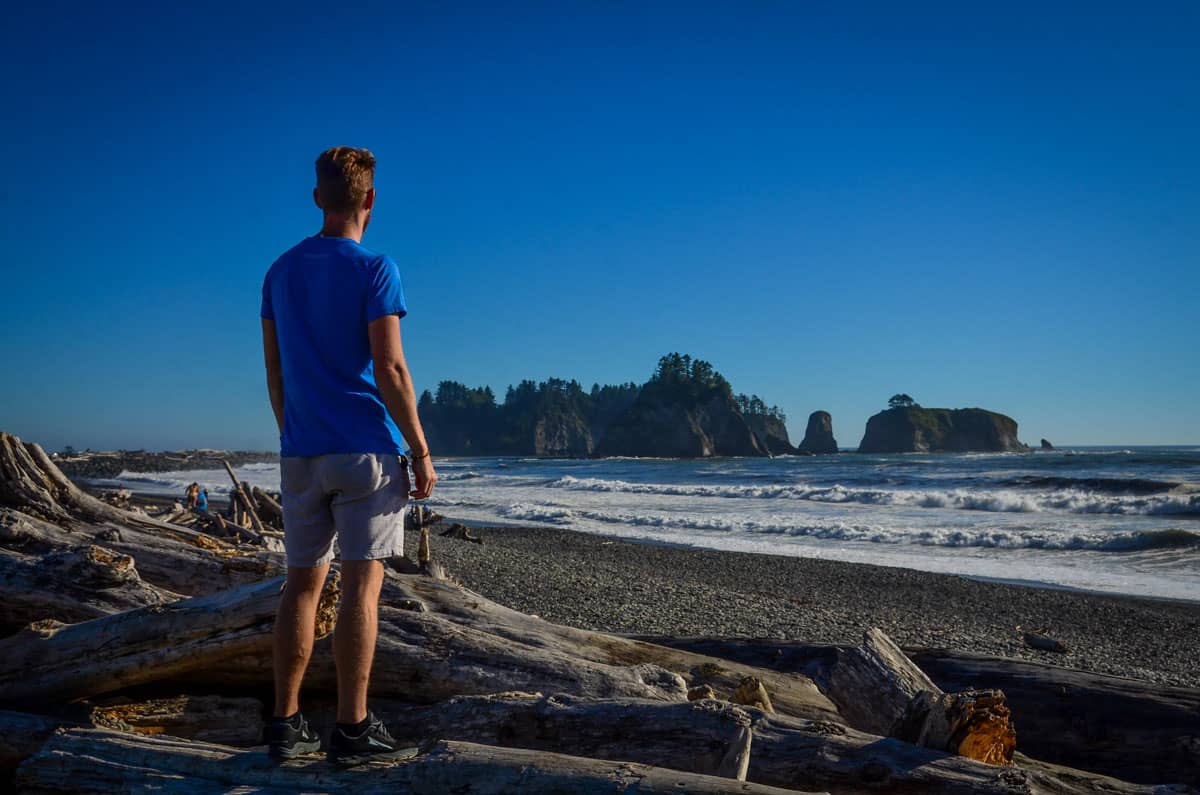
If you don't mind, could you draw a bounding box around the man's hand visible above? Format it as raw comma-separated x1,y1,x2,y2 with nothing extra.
410,454,438,499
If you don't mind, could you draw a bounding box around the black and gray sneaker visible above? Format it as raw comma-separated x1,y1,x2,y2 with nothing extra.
327,711,418,767
265,712,321,761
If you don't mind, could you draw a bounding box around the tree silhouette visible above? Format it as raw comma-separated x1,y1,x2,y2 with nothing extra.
888,394,917,410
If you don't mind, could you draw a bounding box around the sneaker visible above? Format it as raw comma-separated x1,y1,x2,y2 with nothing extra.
265,713,321,761
327,711,418,767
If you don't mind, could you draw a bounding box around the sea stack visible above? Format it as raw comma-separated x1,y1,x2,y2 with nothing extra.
797,411,839,454
857,406,1027,453
1041,438,1054,450
595,355,768,458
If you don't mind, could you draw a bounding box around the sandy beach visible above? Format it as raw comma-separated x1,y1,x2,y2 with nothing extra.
425,522,1200,688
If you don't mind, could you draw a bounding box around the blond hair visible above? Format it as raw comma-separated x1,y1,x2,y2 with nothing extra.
315,146,376,213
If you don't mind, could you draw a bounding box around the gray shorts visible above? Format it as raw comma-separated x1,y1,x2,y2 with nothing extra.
279,453,409,568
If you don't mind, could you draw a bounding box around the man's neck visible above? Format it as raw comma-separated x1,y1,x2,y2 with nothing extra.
320,215,366,243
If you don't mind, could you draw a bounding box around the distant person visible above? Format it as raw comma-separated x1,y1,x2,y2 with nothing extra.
260,146,437,765
185,482,199,510
195,488,208,514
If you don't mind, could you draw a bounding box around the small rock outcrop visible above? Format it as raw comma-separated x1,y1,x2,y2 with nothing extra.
744,413,796,456
857,407,1027,454
1041,438,1054,450
797,411,839,455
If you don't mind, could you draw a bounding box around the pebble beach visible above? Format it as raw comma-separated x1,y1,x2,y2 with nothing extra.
424,523,1200,689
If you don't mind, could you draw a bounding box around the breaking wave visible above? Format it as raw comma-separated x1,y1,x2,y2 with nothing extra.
547,476,1200,517
499,502,1200,553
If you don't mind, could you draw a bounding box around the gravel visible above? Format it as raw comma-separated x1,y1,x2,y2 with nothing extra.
421,523,1200,688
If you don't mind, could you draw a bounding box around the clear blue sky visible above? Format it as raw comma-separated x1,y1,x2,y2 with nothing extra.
1,2,1196,451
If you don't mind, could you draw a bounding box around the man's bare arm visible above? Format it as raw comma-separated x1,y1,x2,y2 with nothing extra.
368,314,437,499
262,319,285,433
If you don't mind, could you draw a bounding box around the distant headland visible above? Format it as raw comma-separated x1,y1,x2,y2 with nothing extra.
420,354,1032,458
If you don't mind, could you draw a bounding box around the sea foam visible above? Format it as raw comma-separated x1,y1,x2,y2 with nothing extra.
546,476,1200,516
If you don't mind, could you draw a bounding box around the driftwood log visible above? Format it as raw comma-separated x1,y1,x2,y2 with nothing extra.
635,636,1200,789
1,434,215,537
0,572,842,722
15,729,818,794
385,692,757,781
220,458,266,538
825,628,1014,765
0,507,280,597
385,692,1154,794
90,695,266,746
0,544,176,630
910,648,1200,788
0,576,336,708
251,486,283,523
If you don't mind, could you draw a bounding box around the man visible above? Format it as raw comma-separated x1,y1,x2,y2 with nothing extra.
260,146,437,765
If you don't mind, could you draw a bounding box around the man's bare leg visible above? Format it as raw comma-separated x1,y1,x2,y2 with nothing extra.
272,563,330,718
334,559,385,724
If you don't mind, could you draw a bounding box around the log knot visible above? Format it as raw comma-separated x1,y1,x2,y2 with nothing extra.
46,545,137,588
732,676,775,714
22,618,67,639
632,664,688,700
806,720,848,736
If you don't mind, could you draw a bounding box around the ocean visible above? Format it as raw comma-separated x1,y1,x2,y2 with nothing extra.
90,447,1200,602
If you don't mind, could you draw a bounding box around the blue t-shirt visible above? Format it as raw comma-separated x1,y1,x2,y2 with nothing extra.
261,235,409,457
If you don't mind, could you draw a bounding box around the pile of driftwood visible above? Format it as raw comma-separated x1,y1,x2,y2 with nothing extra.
93,458,289,549
0,431,1196,793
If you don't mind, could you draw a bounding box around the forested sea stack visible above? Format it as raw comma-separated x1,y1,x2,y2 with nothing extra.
858,396,1026,454
595,355,768,458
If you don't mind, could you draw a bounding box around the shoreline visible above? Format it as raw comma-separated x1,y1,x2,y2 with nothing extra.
426,520,1200,688
454,517,1200,607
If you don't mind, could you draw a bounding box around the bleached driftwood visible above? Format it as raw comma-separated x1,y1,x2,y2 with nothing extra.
0,434,204,536
381,692,1182,795
826,628,1015,765
220,458,266,537
0,575,337,708
822,628,939,734
746,708,1189,795
251,485,283,523
384,692,756,781
634,636,1200,789
910,647,1200,788
0,507,281,596
90,695,265,746
15,729,818,794
0,545,177,630
639,630,1016,766
0,569,841,722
